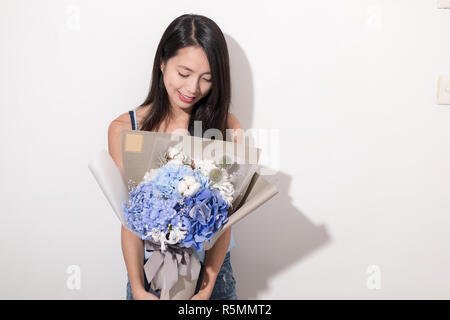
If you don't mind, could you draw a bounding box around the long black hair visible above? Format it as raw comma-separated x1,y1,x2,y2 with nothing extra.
138,14,231,140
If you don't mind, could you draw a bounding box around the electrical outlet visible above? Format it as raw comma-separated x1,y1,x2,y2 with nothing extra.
438,0,450,9
437,75,450,105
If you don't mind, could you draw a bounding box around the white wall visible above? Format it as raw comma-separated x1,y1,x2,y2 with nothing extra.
1,0,450,299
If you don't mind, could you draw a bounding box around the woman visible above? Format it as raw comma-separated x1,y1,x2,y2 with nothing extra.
107,14,243,300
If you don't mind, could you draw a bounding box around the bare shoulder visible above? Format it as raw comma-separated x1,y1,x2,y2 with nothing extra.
108,104,153,148
107,111,133,170
108,112,132,135
107,104,152,168
226,112,243,144
226,112,243,130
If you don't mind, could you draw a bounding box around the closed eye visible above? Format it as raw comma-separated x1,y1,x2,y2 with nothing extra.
178,72,212,82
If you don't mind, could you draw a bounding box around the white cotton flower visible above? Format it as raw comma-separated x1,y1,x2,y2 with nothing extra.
178,175,201,197
167,146,191,166
183,176,196,185
167,147,180,159
184,182,201,196
178,180,187,194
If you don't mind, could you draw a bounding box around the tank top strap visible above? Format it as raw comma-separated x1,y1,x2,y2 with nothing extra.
128,108,138,131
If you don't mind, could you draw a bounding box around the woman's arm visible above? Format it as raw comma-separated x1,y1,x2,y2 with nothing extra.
108,119,159,300
191,113,243,300
192,227,232,299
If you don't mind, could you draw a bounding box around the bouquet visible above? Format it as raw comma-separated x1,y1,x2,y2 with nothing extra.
88,130,278,299
123,146,235,252
122,146,240,298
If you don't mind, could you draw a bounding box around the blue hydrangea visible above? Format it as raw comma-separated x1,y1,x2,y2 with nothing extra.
122,181,179,238
122,162,230,250
178,188,229,251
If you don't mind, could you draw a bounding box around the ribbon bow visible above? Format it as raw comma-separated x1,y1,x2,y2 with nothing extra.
143,240,201,295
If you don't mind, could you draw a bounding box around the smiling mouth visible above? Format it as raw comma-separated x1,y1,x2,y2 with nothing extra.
178,91,196,102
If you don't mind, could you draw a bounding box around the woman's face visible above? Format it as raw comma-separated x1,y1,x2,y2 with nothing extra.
160,46,213,115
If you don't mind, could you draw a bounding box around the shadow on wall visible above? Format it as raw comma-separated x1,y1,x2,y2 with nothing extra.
224,34,331,299
226,35,254,127
232,170,331,299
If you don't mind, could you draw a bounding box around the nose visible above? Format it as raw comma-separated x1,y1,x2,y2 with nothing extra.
186,78,199,96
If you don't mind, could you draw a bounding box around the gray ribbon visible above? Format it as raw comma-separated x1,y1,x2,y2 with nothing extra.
143,240,201,294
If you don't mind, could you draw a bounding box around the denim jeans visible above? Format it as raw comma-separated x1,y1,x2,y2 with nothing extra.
126,251,237,300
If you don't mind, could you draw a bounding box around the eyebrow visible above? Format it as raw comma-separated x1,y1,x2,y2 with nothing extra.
178,65,211,75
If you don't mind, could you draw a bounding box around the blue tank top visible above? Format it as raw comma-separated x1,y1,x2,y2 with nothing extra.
128,108,235,263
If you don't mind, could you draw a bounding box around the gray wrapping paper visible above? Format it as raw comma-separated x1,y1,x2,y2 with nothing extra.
143,240,201,298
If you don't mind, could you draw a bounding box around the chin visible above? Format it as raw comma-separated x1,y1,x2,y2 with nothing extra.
177,103,194,110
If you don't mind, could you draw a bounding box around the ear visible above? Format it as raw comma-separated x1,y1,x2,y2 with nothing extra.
160,61,165,73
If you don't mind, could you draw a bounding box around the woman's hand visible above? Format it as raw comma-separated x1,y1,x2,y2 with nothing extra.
190,289,212,300
133,288,160,300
